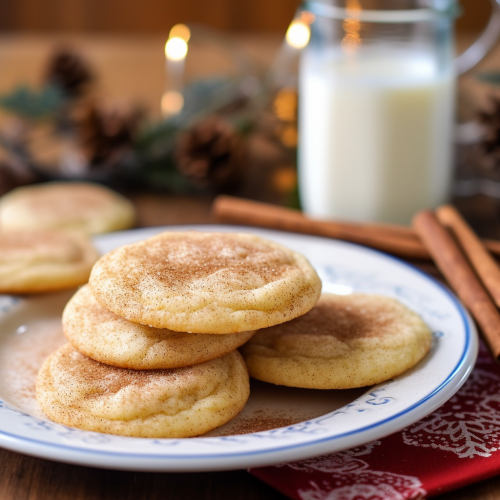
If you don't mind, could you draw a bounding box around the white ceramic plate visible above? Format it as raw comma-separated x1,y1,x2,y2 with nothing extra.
0,225,477,472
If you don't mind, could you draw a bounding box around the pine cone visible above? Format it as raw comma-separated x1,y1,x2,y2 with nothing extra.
479,97,500,168
77,104,141,168
45,48,94,98
175,116,244,189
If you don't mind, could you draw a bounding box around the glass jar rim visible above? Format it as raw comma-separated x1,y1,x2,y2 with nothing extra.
303,0,460,23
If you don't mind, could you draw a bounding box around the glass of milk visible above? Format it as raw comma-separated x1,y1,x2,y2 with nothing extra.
298,0,500,224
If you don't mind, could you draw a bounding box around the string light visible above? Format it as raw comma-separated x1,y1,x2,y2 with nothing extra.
162,24,189,115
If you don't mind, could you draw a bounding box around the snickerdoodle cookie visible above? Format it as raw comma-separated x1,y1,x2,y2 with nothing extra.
0,230,99,294
241,293,432,389
89,231,322,333
63,285,256,369
0,182,135,235
36,344,250,437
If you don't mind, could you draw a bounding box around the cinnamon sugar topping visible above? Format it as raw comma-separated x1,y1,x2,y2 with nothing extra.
90,231,322,333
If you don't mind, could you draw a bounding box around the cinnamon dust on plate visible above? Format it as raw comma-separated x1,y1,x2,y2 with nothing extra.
213,415,298,436
0,320,65,417
0,320,344,437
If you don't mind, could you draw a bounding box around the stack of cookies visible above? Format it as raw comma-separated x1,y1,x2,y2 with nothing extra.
36,231,322,438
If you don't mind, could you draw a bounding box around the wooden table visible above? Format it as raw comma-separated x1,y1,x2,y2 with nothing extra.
2,34,500,499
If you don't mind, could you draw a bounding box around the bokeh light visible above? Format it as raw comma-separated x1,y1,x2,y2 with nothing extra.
169,24,191,42
300,11,315,25
280,125,298,147
161,90,184,115
165,37,188,61
286,21,310,49
342,0,362,54
273,88,298,122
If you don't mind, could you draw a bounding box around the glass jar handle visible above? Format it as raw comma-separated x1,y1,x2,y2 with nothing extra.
456,0,500,74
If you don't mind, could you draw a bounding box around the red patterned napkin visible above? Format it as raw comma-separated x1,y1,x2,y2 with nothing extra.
250,343,500,499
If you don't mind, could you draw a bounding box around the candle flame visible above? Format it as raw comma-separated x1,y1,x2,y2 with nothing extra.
165,37,188,61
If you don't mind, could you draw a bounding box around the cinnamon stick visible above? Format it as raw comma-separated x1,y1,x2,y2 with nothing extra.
212,196,427,259
437,205,500,308
212,196,500,260
413,210,500,360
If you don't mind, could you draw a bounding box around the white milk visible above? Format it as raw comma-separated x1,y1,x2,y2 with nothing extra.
298,50,455,224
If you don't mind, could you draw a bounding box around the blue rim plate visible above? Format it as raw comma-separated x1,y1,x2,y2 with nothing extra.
0,225,478,471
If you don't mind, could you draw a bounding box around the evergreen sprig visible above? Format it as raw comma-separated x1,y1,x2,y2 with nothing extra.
0,84,66,120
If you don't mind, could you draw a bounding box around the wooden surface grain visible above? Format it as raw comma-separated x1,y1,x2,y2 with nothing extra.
0,448,288,500
0,0,489,34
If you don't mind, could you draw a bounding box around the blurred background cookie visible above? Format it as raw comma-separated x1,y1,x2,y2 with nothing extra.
63,285,256,369
89,231,322,333
0,181,136,235
36,344,250,438
241,293,433,389
0,230,99,294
